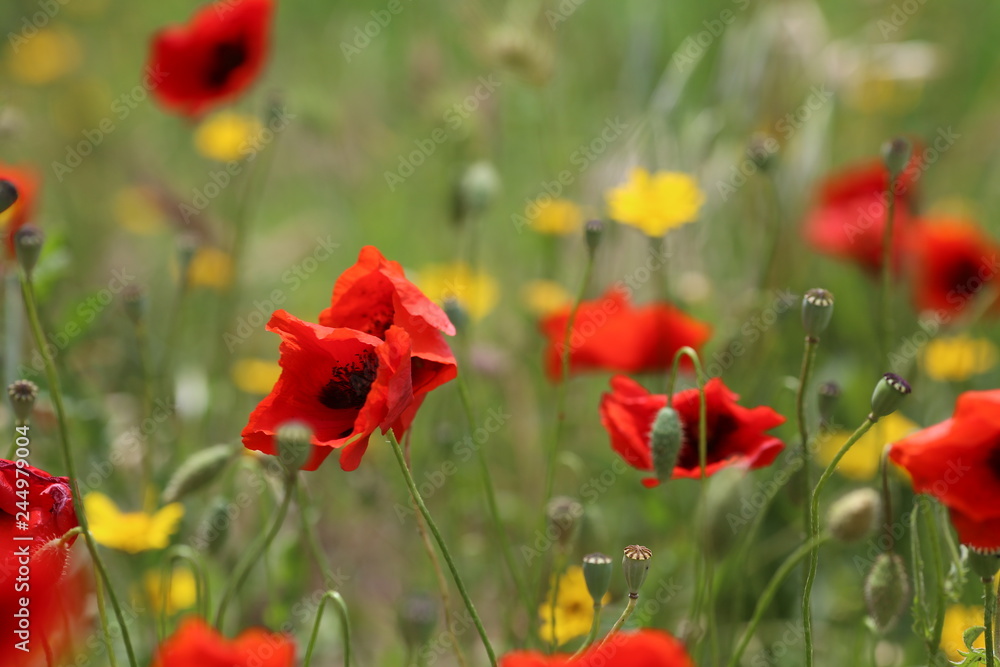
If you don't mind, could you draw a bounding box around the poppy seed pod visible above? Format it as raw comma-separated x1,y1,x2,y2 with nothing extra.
585,219,604,256
454,161,500,222
651,406,683,483
881,137,913,179
7,380,38,423
546,496,583,548
622,545,652,597
398,592,438,649
870,373,911,421
967,549,1000,579
14,225,44,276
0,179,17,214
801,288,834,339
864,552,910,632
827,488,881,543
276,421,313,473
582,553,613,603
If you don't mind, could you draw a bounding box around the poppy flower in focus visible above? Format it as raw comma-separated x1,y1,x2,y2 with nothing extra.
499,629,696,666
148,0,274,116
909,218,1000,316
0,164,39,260
151,616,295,667
889,389,1000,553
539,287,711,381
599,376,785,486
242,309,415,471
803,157,920,273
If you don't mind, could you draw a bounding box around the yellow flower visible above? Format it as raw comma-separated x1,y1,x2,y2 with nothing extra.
145,567,197,615
940,604,985,660
526,198,584,235
8,27,81,85
538,566,609,646
606,168,704,237
922,336,998,382
521,280,572,316
85,492,184,553
187,247,234,291
418,262,499,321
194,112,263,163
113,187,167,235
817,413,918,480
232,359,280,395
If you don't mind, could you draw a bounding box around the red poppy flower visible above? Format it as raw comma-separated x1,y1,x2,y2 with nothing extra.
152,616,295,667
0,460,84,665
908,218,1000,316
599,375,785,486
500,629,696,666
889,389,1000,553
0,164,39,260
539,287,712,381
803,157,921,273
148,0,274,116
241,309,415,471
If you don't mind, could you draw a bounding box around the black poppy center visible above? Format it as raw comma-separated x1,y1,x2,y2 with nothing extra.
676,413,738,469
945,257,986,299
206,39,249,89
318,351,378,410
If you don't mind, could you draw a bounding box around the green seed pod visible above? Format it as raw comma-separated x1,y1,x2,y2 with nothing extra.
14,225,44,277
276,421,314,473
864,552,910,632
651,406,683,483
827,488,881,543
398,592,438,649
546,496,583,549
622,545,652,597
870,373,911,421
7,380,38,424
582,553,613,604
801,288,834,339
162,444,236,504
0,180,18,215
453,161,500,223
881,137,913,179
585,220,604,256
967,549,1000,579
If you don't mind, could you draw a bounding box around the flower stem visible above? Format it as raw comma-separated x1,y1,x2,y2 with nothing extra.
159,545,210,639
922,499,947,650
570,603,603,659
19,270,138,667
304,591,352,667
879,174,897,361
986,577,997,667
599,595,638,647
94,571,119,667
795,337,818,508
388,432,497,666
803,417,875,667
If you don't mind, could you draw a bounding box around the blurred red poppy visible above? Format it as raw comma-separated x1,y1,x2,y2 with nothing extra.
908,218,1000,316
803,157,920,273
241,309,415,471
0,164,39,260
889,389,1000,552
599,376,785,486
152,616,295,667
0,460,85,666
148,0,274,116
500,629,696,666
539,288,711,381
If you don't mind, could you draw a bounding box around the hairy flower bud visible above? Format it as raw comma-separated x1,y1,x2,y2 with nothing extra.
162,444,236,504
651,406,683,483
828,488,881,543
398,593,438,649
864,553,910,632
546,496,583,549
276,421,313,473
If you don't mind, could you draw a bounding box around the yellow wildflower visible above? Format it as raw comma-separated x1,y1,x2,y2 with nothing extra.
922,336,998,382
85,492,184,553
232,359,280,395
538,566,610,647
114,187,167,236
521,280,572,316
145,567,198,615
194,112,263,163
8,27,81,85
187,247,234,291
940,604,985,661
817,413,917,480
526,198,584,235
606,167,704,237
418,262,499,321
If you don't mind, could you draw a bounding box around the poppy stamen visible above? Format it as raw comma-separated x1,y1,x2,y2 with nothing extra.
206,39,249,88
318,351,379,410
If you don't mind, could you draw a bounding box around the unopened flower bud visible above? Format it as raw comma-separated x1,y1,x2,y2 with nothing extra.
747,132,777,171
398,592,438,649
122,285,146,326
585,220,603,256
622,544,651,597
546,496,582,548
967,549,1000,579
582,553,613,604
162,444,236,504
442,297,467,336
881,137,912,179
453,161,500,223
651,406,683,483
801,288,834,339
828,488,881,543
864,553,910,632
818,381,840,426
0,179,18,214
14,225,44,277
276,421,313,473
7,380,38,423
870,373,911,421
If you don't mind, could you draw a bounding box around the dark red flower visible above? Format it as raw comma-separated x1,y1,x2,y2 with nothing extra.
889,389,1000,552
599,376,785,486
152,616,295,667
241,309,415,471
539,287,712,381
908,218,1000,316
500,629,696,666
148,0,273,116
803,157,921,273
0,164,39,260
0,460,84,665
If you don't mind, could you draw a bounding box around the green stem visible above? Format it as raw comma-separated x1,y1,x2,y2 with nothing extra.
215,473,296,630
388,432,497,666
297,483,341,590
94,572,119,667
570,603,603,659
986,577,996,667
599,596,638,647
879,446,895,552
879,174,897,362
803,417,876,667
727,532,831,667
304,591,352,667
19,271,138,667
547,553,567,652
795,338,818,509
923,499,946,650
132,318,157,512
159,545,210,639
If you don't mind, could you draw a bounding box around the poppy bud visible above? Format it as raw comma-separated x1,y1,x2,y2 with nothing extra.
747,132,777,171
622,544,652,597
7,380,38,423
582,553,613,604
398,592,438,649
442,297,468,336
546,496,583,548
0,179,17,214
801,288,834,339
453,161,500,222
650,406,683,483
864,552,910,632
585,220,603,256
881,137,912,179
162,444,236,504
818,381,840,427
870,373,911,421
967,549,1000,579
828,488,881,543
276,421,313,473
14,225,44,277
122,285,146,326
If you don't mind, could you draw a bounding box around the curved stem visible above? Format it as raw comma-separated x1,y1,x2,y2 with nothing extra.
388,432,497,666
599,596,638,647
304,591,352,667
986,577,997,667
570,603,603,659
